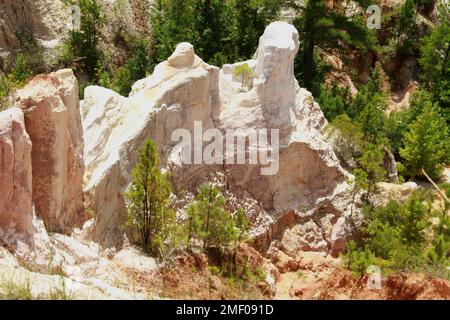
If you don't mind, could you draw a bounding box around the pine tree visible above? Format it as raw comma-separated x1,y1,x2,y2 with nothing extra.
354,64,387,144
66,0,104,77
234,0,282,60
112,35,153,96
317,84,350,121
328,113,364,167
419,1,450,122
344,240,374,275
125,139,173,255
151,0,196,63
185,183,249,253
358,143,386,202
192,0,237,66
193,184,232,250
292,0,377,93
400,104,450,180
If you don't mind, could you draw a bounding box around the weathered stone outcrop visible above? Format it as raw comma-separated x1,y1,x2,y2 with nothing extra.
212,22,353,255
0,107,33,241
82,45,219,247
0,0,153,68
82,22,355,254
15,69,85,233
0,0,70,64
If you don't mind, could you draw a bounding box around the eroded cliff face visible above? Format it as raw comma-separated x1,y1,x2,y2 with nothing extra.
82,42,219,247
0,0,153,68
82,22,358,255
0,107,33,242
0,0,69,62
14,69,86,233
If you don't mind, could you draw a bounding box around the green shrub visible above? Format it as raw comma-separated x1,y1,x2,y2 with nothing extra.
400,104,450,180
125,139,177,258
63,0,104,78
344,241,376,276
0,278,32,300
185,183,250,277
0,54,33,111
346,190,450,278
112,35,153,96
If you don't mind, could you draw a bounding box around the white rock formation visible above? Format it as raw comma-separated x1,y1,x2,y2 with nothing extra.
82,44,219,247
373,181,419,207
15,69,86,233
0,107,33,242
82,22,355,255
113,247,158,274
0,233,149,300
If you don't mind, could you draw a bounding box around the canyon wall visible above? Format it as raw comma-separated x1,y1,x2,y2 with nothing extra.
0,21,359,258
14,69,86,233
82,22,357,255
0,107,33,242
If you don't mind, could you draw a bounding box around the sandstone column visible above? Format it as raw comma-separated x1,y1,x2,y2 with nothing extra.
0,107,33,241
15,69,85,233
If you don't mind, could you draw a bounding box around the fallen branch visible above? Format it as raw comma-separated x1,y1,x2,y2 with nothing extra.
421,168,450,205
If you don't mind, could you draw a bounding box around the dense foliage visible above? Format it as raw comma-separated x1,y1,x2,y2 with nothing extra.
126,140,249,273
0,54,33,110
125,139,174,257
60,0,284,97
345,188,450,279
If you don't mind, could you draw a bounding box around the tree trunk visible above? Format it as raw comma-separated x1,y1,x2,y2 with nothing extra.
304,37,315,86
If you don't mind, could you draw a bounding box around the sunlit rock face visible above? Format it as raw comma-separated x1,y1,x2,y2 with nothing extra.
82,42,219,247
82,22,356,255
15,69,86,234
0,107,33,243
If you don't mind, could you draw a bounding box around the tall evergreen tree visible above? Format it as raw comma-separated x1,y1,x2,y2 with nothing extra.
354,65,387,143
66,0,104,77
291,0,377,94
234,0,282,60
192,0,237,66
358,143,386,202
151,0,196,63
400,104,450,180
185,183,249,252
125,139,173,255
419,1,450,122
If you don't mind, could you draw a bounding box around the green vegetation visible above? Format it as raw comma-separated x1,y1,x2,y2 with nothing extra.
57,0,284,97
185,183,248,253
48,277,74,300
292,0,377,96
109,35,153,96
125,139,176,257
0,278,32,300
63,0,104,77
233,63,253,92
2,0,449,289
419,2,450,122
326,114,364,168
126,141,249,272
0,54,33,110
399,104,450,180
0,276,73,300
152,0,282,66
345,189,450,279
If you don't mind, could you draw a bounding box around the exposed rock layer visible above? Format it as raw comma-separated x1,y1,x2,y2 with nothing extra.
0,107,33,241
82,22,355,254
15,69,85,233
